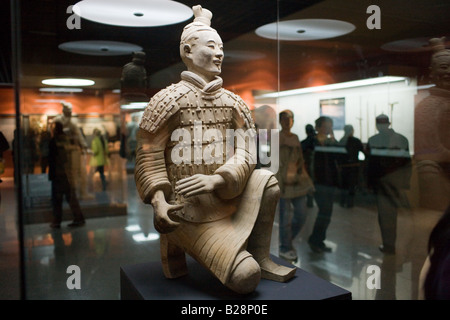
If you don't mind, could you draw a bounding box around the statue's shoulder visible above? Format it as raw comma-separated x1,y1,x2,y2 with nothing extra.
221,88,255,130
139,82,192,133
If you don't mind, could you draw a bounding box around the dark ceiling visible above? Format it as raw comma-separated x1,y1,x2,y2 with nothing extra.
2,0,449,91
13,0,321,90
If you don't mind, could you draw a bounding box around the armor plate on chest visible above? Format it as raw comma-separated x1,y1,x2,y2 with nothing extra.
166,84,236,176
165,84,241,223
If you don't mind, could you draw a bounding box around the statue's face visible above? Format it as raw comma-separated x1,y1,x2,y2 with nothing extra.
188,30,223,80
431,54,450,90
63,108,72,118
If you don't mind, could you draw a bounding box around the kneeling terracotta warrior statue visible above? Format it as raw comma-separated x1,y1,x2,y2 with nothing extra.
135,5,295,294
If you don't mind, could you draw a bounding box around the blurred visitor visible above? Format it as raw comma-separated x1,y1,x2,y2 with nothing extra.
307,116,340,253
90,128,109,191
338,124,364,208
301,124,316,208
276,110,314,262
367,114,412,254
39,129,51,174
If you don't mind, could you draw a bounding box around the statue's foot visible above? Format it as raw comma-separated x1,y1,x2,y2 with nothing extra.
259,257,296,282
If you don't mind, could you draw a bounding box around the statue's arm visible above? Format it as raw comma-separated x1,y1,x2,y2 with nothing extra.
134,128,172,204
135,127,182,233
214,99,256,199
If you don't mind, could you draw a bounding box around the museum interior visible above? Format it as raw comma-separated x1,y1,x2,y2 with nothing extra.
0,0,449,300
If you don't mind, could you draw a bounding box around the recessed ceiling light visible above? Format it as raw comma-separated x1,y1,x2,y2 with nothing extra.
72,0,193,27
255,19,355,41
58,40,143,56
42,78,95,86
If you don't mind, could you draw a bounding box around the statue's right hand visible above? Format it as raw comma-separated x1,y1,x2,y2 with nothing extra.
152,192,183,233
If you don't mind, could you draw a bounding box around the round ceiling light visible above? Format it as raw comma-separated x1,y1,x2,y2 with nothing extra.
42,78,95,86
255,19,355,41
59,40,143,56
72,0,193,27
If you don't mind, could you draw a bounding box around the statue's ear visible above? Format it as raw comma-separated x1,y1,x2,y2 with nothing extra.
183,44,192,58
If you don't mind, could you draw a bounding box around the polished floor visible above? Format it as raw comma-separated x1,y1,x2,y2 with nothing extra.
0,174,444,300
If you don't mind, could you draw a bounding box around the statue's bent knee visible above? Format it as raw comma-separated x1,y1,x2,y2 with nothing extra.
225,251,261,294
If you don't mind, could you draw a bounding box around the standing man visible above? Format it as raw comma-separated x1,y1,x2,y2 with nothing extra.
338,124,365,208
367,114,412,254
308,116,340,253
301,124,316,208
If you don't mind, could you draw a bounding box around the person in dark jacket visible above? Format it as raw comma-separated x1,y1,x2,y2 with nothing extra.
307,116,341,253
338,124,365,208
48,121,85,228
301,124,316,208
367,114,411,254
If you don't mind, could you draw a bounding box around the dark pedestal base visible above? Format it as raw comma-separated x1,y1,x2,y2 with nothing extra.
120,255,351,300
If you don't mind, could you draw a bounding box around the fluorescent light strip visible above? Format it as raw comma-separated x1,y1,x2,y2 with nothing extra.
34,99,64,103
255,76,407,98
121,102,147,110
42,78,95,87
39,87,84,93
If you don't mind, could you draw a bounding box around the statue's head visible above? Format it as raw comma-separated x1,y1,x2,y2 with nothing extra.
179,5,223,81
61,102,73,117
429,37,450,90
132,51,146,65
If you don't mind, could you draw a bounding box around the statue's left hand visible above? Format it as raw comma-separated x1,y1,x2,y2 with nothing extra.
175,174,225,198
